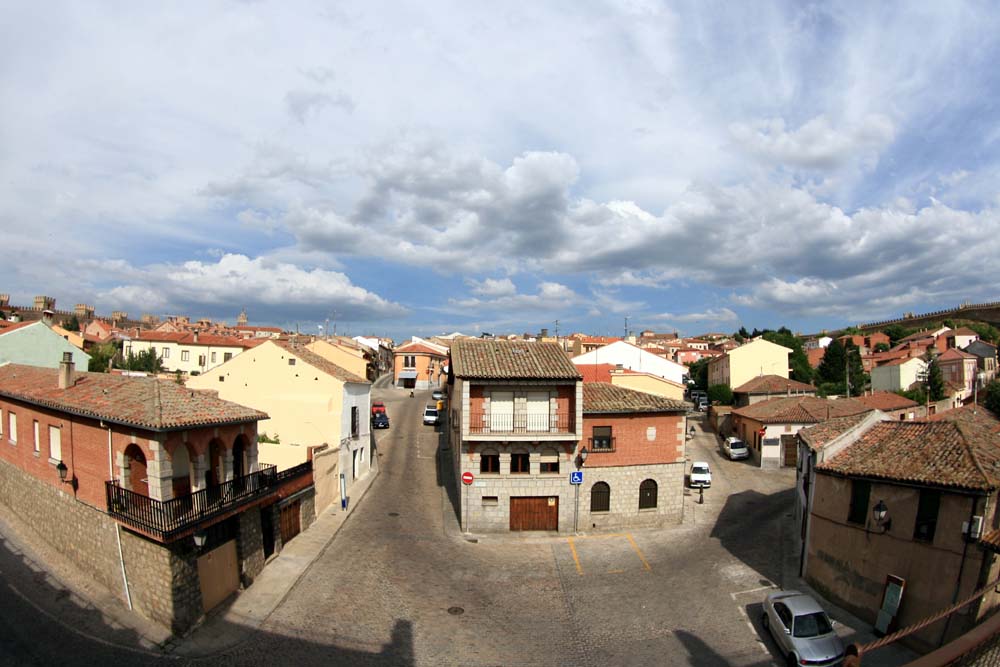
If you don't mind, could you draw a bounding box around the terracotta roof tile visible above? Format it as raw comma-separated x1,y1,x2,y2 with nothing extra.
583,383,689,414
134,331,251,348
394,342,447,356
732,374,816,394
855,391,919,412
272,341,369,384
816,421,995,491
451,339,581,380
731,396,870,424
0,364,266,431
798,411,878,451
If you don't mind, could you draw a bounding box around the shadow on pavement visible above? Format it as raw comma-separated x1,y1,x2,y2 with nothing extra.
674,628,775,667
709,486,797,588
435,412,463,528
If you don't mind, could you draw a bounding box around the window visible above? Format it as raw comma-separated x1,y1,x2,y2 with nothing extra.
490,391,514,431
480,452,500,474
162,347,170,359
510,452,530,474
591,482,610,512
526,392,550,431
351,406,359,438
591,426,613,451
482,496,499,506
224,352,233,362
198,355,206,366
540,448,559,474
847,480,871,525
181,350,190,362
646,427,656,441
33,420,39,454
49,425,62,461
639,479,658,509
211,352,217,363
288,358,297,366
914,490,940,542
404,355,415,368
8,412,16,443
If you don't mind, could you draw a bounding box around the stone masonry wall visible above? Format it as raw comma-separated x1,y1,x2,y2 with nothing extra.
582,462,685,531
238,509,265,587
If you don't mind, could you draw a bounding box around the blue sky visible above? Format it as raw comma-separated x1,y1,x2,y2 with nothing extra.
2,2,999,342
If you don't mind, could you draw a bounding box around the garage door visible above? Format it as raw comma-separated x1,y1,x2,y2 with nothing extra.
782,435,798,467
510,496,558,531
280,500,301,544
197,540,239,613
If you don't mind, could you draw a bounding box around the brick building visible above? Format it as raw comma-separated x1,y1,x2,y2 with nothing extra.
579,383,688,530
0,354,315,633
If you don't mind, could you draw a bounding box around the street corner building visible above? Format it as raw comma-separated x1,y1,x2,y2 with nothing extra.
447,339,688,534
0,353,316,634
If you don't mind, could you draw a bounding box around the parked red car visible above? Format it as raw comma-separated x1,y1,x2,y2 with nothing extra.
371,401,386,416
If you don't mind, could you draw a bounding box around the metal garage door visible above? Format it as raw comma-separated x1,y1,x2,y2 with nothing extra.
510,496,558,531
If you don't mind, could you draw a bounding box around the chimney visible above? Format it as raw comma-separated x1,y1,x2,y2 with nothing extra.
58,352,75,389
42,309,54,327
193,331,199,343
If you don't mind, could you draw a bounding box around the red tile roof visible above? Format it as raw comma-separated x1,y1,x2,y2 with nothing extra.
816,421,995,492
798,411,879,452
272,341,369,384
938,348,978,361
0,321,37,336
451,339,581,380
731,396,870,424
393,342,447,357
133,331,251,348
732,374,816,395
0,364,266,431
855,391,919,412
583,383,688,414
575,363,638,383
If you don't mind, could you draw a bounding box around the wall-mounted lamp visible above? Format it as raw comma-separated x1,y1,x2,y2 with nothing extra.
55,460,77,489
872,500,892,533
576,446,588,469
193,530,207,550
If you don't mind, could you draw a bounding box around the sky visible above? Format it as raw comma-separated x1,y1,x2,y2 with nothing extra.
2,2,1000,343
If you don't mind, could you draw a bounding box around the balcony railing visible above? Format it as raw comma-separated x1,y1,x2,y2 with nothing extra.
106,462,311,541
588,437,616,453
468,412,573,434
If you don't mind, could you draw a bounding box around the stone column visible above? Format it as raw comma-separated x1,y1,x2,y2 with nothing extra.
247,435,259,473
146,438,173,501
191,454,208,492
499,451,511,475
222,448,234,483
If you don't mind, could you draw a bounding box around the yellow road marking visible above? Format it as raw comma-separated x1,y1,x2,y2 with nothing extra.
568,537,584,576
626,533,652,571
607,569,625,574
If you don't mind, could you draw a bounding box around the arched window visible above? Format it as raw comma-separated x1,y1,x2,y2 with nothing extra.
591,482,610,512
480,449,500,474
639,479,658,509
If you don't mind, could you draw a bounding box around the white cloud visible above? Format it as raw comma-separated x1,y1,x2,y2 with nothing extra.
650,308,739,324
445,281,579,314
466,277,517,297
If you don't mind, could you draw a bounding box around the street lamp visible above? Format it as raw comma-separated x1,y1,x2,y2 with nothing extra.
573,446,588,534
576,446,588,468
872,500,891,533
193,530,207,550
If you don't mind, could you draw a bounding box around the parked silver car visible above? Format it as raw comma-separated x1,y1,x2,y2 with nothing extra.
762,590,844,667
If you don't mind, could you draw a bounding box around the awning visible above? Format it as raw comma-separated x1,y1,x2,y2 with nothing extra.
398,371,418,379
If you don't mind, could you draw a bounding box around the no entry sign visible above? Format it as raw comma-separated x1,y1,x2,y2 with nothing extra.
462,471,474,485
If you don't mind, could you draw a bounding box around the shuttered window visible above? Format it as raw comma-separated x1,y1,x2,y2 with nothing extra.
539,448,559,474
526,392,550,431
490,392,514,431
49,426,62,461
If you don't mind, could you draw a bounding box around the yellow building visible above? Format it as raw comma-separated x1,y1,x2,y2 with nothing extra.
307,338,369,380
187,340,372,484
707,338,791,389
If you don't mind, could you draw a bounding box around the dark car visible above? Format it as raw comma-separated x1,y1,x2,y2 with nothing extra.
372,412,390,429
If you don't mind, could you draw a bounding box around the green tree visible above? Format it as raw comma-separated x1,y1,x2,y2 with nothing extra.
62,314,81,332
966,322,1000,345
882,324,915,346
686,358,710,391
925,352,946,402
120,349,163,373
984,379,1000,415
844,342,868,396
898,387,927,405
735,326,750,343
87,342,118,373
816,339,846,390
762,328,814,384
873,342,890,353
707,384,733,406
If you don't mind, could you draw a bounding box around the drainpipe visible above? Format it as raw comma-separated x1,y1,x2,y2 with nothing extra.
104,420,133,611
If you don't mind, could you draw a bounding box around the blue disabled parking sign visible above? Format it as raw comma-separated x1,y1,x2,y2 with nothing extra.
570,471,583,485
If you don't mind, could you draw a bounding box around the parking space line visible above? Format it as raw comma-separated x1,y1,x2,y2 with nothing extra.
729,583,776,600
567,537,584,576
625,533,652,572
735,604,773,657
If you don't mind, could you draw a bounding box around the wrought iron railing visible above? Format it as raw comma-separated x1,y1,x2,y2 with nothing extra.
468,412,573,434
105,462,311,541
588,436,616,452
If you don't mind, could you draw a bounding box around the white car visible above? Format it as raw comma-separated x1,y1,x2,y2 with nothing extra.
422,405,439,425
689,461,712,488
724,437,749,460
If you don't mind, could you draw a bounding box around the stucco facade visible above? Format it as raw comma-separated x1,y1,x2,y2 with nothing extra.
707,338,791,389
307,339,369,380
0,321,92,370
609,372,685,401
871,357,926,392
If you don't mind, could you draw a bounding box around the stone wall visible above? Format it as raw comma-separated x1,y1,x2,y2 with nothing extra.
299,488,317,533
583,462,685,530
238,509,265,587
0,456,201,633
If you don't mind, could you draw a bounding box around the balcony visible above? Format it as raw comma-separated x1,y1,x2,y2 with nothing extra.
469,412,573,435
105,462,312,542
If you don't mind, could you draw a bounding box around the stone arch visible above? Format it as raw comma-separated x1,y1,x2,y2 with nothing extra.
232,434,248,479
123,443,148,497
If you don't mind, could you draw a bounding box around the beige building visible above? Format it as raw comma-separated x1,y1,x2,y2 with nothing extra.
124,331,252,376
576,363,685,402
706,338,791,389
870,356,926,393
188,340,373,487
394,337,448,390
307,338,369,380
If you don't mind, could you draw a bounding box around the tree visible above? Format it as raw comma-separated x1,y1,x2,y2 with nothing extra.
966,322,1000,345
62,314,81,332
762,328,814,385
686,358,710,391
120,349,163,373
87,342,118,373
984,379,1000,415
735,326,750,343
882,324,915,346
873,342,890,353
816,339,846,390
924,352,946,402
844,342,868,396
707,384,733,406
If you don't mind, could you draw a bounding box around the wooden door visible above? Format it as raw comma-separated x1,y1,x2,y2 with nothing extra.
197,540,239,613
280,501,301,544
509,496,558,531
125,445,148,497
782,435,798,467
